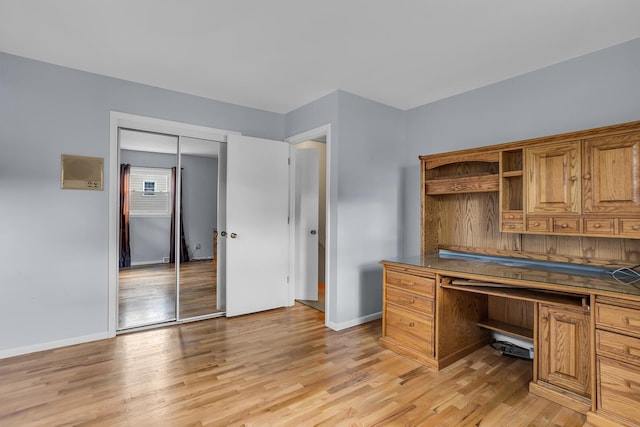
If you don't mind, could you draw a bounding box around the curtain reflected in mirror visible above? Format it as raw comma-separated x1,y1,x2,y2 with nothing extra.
178,137,222,319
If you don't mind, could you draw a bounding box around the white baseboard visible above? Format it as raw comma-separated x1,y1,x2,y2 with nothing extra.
326,311,382,331
131,259,166,266
0,332,110,359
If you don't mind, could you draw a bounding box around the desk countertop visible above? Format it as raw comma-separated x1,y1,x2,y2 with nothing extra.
382,251,640,299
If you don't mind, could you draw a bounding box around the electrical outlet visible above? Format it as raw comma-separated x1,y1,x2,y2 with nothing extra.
195,243,201,250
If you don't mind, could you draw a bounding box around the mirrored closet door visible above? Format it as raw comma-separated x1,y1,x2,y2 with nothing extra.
177,137,222,320
117,129,223,331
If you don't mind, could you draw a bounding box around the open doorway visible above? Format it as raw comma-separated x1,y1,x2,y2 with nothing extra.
291,138,327,312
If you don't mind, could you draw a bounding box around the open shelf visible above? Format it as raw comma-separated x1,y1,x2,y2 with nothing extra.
477,318,533,340
502,170,523,178
425,174,499,195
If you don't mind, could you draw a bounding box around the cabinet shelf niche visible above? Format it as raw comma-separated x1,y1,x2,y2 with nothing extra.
502,170,523,178
425,174,499,195
476,318,533,340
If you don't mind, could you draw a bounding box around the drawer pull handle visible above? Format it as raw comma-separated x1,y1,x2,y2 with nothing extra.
593,223,602,229
560,223,568,229
400,280,414,286
409,298,415,304
570,176,578,181
626,345,640,357
533,222,540,227
508,225,515,229
624,316,640,327
583,173,591,180
627,379,640,392
632,225,640,231
408,322,415,327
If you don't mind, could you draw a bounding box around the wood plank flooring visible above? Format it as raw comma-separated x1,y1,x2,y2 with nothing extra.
0,304,587,426
119,260,220,329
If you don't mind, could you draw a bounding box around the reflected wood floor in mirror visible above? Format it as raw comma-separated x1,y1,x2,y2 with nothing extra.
0,304,586,426
118,260,218,329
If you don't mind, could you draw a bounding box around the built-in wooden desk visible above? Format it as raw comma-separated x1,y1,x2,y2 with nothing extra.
381,251,640,427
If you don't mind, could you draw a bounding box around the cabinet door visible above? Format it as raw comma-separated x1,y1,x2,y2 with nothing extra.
526,141,581,215
583,132,640,214
538,304,591,397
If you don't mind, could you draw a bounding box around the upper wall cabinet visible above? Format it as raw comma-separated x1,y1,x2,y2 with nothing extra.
521,131,640,237
526,141,581,215
583,132,640,215
422,120,640,249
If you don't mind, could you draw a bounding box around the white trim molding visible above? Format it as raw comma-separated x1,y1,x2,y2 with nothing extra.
327,312,382,331
109,112,239,337
0,332,110,360
285,124,334,329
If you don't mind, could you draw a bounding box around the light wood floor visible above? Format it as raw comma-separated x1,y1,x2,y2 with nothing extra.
119,260,220,329
0,304,587,426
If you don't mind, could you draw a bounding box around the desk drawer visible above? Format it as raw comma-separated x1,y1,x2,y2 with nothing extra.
386,286,434,316
597,330,640,366
385,303,434,355
502,212,523,221
584,218,615,235
527,217,550,232
620,219,640,238
597,303,640,338
501,221,523,232
553,217,581,234
597,356,640,424
386,270,435,297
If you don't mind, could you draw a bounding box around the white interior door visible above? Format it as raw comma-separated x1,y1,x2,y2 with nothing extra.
225,134,290,317
295,148,319,300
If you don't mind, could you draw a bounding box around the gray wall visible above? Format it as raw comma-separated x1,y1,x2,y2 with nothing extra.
286,91,405,326
181,154,218,260
0,52,283,355
403,37,640,256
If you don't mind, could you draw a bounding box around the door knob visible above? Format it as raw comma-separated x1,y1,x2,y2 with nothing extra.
310,230,317,235
220,231,227,237
230,232,238,239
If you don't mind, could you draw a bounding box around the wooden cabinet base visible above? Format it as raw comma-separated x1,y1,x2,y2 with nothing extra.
528,381,590,414
379,336,490,371
587,410,640,427
379,337,437,369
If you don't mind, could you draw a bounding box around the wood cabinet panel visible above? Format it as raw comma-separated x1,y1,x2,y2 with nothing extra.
385,270,435,297
597,356,640,425
385,303,434,356
386,286,434,316
538,304,591,397
526,141,581,215
596,330,640,366
583,132,640,214
596,303,640,338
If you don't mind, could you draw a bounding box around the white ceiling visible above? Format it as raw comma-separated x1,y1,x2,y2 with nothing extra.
2,1,640,114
